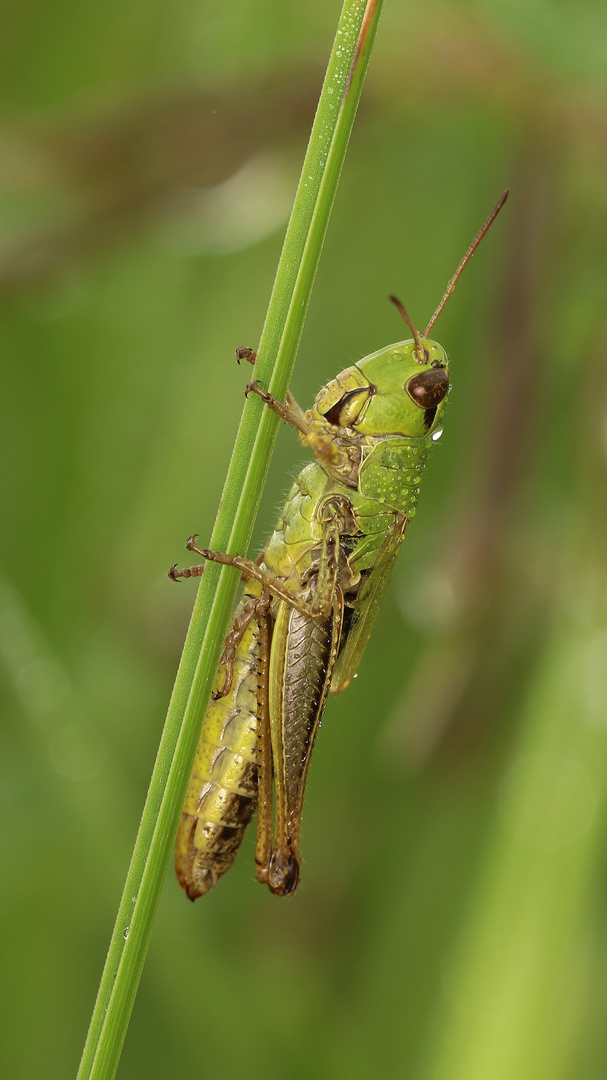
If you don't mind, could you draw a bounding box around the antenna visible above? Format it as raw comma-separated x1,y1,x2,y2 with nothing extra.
389,294,424,361
423,189,509,338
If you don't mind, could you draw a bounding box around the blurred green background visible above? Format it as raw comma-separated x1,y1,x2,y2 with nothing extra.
2,1,607,1077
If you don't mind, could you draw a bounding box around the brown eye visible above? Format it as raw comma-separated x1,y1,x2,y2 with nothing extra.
322,387,373,427
406,368,449,409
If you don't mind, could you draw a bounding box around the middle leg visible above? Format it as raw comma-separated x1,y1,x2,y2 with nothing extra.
170,536,335,620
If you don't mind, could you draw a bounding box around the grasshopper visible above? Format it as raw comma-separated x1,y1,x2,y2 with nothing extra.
171,191,508,899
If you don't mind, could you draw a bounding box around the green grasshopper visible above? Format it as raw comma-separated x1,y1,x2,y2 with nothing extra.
171,191,508,899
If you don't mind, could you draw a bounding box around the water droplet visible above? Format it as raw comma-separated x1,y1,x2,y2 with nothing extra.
123,926,130,939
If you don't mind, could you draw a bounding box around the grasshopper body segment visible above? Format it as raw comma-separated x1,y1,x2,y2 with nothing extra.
174,340,448,899
174,587,264,897
172,192,508,899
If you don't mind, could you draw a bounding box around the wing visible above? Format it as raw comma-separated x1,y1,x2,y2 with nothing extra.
330,513,408,696
266,588,344,894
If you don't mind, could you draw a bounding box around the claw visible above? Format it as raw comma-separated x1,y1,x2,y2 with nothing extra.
245,380,265,399
169,564,180,582
186,534,199,550
236,347,257,365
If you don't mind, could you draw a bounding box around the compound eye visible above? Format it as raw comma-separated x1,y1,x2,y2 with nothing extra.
406,367,449,408
323,386,373,427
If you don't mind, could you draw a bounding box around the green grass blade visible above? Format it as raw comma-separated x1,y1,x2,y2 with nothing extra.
76,2,384,1078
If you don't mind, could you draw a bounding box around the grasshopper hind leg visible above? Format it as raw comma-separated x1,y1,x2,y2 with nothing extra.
253,590,274,887
212,592,259,700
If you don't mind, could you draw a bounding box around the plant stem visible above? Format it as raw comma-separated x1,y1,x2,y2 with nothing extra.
77,2,384,1078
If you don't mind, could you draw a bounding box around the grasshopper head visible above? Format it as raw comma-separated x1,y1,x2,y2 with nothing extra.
310,190,510,442
310,339,449,440
354,339,449,438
